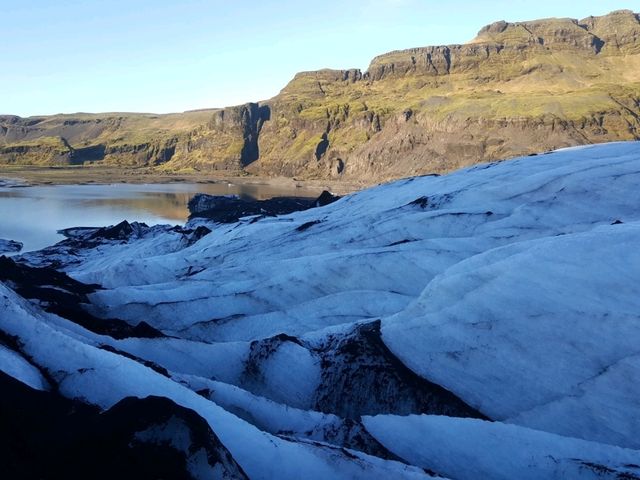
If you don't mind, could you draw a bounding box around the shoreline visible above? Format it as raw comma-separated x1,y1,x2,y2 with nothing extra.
0,165,370,196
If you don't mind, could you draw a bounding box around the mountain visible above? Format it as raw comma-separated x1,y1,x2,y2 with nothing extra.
2,141,640,477
1,9,640,182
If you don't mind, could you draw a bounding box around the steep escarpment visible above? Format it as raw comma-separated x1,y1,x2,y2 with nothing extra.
2,10,640,180
253,9,640,180
0,135,73,165
0,113,190,167
0,104,271,171
166,102,271,171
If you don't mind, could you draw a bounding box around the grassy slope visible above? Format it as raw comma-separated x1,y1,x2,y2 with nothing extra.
252,11,640,178
1,10,639,180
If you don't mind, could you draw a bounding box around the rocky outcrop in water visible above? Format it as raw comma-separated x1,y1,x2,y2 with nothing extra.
188,190,339,222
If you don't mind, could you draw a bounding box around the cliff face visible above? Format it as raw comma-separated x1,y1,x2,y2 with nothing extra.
0,134,73,165
0,114,189,167
2,10,639,181
165,102,271,171
0,105,271,172
252,9,640,181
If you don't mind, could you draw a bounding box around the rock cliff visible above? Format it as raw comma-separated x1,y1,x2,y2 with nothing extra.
1,10,639,181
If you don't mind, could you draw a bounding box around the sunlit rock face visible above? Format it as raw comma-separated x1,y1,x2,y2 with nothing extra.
2,11,640,181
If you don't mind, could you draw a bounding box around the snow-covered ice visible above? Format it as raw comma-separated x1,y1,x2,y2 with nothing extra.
363,414,640,480
2,141,640,477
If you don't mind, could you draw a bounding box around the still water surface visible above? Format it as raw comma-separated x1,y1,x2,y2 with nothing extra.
0,182,319,252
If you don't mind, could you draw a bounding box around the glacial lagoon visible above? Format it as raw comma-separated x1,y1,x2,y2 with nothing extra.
0,182,319,252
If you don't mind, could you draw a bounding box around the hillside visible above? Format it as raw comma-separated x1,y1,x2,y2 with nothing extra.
2,142,640,477
2,9,640,181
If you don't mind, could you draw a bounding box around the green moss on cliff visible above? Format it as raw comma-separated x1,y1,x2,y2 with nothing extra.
1,10,639,180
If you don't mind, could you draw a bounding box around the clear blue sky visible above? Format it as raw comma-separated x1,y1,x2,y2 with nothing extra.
1,0,634,116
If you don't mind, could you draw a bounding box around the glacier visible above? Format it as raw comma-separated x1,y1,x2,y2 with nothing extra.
2,141,640,478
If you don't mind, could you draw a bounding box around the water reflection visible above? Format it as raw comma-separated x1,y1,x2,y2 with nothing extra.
0,182,319,252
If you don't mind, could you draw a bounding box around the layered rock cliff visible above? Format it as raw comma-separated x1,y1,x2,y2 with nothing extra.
2,9,639,181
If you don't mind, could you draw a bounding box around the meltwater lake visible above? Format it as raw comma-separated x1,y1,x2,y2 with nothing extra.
0,181,319,253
